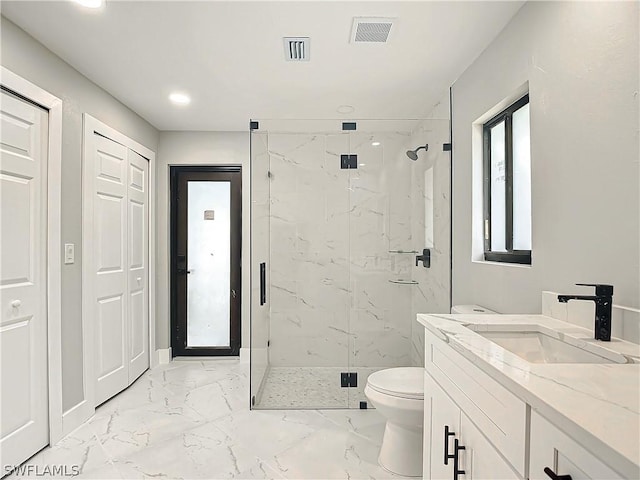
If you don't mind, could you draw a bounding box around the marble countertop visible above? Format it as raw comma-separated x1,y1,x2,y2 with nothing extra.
417,313,640,478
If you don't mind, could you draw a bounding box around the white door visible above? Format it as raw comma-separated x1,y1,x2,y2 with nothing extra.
127,149,149,382
92,134,129,405
89,133,149,405
0,91,49,466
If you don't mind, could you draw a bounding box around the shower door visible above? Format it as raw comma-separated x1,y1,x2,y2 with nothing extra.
251,127,351,408
250,119,451,409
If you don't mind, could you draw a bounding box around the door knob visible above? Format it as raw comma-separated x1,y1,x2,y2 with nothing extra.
11,300,21,308
231,289,237,299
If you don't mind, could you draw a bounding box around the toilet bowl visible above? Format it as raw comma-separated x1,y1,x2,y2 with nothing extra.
364,367,424,477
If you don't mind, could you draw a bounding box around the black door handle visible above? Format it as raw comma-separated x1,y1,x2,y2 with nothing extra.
444,425,456,465
453,439,465,480
177,269,191,275
260,262,266,305
544,467,572,480
415,248,431,268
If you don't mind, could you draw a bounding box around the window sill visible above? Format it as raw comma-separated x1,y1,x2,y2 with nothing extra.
472,259,532,269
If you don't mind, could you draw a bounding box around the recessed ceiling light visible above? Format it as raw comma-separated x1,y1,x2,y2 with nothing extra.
371,141,381,146
337,105,355,114
74,0,104,9
169,92,191,106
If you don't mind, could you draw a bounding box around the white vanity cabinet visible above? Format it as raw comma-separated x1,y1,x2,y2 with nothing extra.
529,411,621,480
424,371,520,480
420,319,636,480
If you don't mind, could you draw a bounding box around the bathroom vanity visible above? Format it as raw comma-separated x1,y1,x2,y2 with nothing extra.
417,313,640,480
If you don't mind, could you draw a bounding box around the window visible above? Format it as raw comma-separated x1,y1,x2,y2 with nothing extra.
483,94,531,264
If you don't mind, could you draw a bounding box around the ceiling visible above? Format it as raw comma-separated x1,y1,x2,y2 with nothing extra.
1,1,524,131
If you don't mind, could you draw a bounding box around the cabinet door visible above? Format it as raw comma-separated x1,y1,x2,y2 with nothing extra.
458,413,520,480
426,373,461,480
530,412,622,480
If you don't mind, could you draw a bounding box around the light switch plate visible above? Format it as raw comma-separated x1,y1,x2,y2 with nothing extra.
64,243,75,264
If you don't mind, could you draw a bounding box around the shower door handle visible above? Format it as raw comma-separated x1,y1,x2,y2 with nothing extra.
260,262,266,305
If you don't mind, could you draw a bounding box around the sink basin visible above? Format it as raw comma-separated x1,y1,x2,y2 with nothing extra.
467,325,628,364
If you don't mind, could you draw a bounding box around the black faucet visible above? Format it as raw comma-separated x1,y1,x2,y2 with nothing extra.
557,283,613,341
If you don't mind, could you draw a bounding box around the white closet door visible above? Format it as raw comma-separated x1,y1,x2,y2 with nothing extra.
0,91,49,466
92,134,129,406
127,149,149,382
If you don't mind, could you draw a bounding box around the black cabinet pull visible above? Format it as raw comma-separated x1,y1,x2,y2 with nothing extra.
444,425,456,465
453,438,465,480
544,467,572,480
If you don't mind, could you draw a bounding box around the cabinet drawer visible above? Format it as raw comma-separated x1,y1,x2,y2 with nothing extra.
425,331,527,477
529,411,624,480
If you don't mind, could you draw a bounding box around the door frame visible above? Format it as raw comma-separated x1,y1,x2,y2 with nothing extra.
169,165,242,356
81,114,157,417
1,67,64,444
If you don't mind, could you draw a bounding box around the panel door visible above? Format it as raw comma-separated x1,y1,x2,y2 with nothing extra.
127,150,149,382
428,375,461,480
92,134,129,406
0,91,49,467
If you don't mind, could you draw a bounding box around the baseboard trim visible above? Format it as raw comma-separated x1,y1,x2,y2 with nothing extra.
240,347,250,364
62,399,93,436
156,348,172,365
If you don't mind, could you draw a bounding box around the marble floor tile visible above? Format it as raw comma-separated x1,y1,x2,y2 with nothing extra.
89,394,207,459
211,409,334,460
10,359,408,480
111,422,269,480
270,425,400,480
6,423,112,479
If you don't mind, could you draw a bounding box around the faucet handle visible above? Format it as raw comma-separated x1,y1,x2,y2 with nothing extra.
576,283,614,296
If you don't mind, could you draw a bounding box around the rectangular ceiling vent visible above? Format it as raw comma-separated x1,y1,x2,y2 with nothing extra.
351,17,395,43
284,37,310,61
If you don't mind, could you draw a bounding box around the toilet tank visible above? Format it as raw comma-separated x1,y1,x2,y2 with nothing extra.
451,304,496,314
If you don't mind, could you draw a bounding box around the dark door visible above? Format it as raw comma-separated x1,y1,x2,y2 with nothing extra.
170,166,241,356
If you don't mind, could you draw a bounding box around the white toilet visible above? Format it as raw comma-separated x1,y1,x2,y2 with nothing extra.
365,306,496,477
450,304,496,315
364,367,424,477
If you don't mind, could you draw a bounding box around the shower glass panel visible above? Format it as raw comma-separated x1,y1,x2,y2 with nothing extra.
250,119,451,409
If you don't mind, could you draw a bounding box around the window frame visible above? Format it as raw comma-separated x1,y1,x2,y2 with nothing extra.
483,94,531,265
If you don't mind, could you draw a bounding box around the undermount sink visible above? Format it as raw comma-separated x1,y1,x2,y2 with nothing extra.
467,325,628,364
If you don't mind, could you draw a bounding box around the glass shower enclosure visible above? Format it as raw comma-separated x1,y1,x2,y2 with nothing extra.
250,118,450,409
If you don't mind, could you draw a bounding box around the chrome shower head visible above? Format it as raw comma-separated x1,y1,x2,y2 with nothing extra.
406,144,428,161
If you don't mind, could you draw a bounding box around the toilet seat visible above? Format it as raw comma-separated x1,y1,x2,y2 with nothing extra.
366,367,424,400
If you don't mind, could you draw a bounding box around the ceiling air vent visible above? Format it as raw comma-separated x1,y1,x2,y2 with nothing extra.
351,17,395,43
284,37,310,61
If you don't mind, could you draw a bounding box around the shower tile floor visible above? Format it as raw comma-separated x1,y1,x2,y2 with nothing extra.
10,359,407,480
255,367,380,409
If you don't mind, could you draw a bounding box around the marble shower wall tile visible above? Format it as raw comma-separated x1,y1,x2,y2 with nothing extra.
265,126,441,376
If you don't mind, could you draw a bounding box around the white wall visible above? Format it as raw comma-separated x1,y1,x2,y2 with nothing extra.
451,1,639,312
156,132,250,352
0,17,159,411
